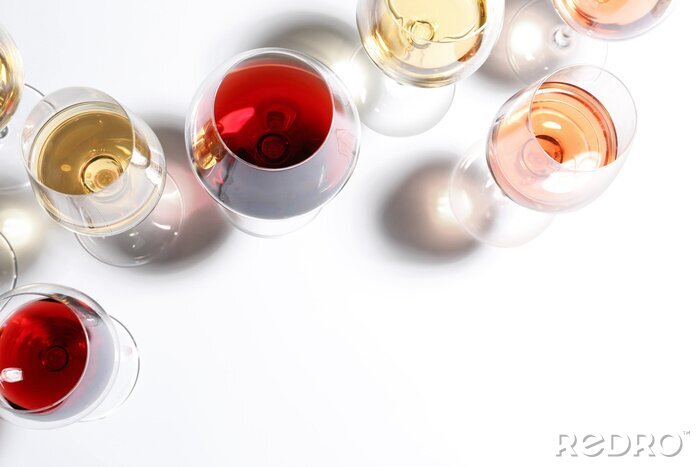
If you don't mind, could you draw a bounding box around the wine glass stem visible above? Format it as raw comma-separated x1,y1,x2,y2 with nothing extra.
553,25,575,49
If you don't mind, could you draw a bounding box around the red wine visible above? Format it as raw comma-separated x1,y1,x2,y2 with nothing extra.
214,59,334,169
0,299,88,411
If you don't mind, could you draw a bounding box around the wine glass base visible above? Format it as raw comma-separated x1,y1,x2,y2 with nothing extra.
0,84,43,191
0,233,17,295
339,47,455,137
222,207,321,238
449,139,554,247
506,0,608,84
80,315,140,422
75,174,184,267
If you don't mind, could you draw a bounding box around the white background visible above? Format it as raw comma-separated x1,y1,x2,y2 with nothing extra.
1,0,699,466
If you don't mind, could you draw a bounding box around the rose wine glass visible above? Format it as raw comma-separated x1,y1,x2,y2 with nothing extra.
0,24,43,191
0,233,16,294
507,0,675,83
0,284,139,429
21,87,184,267
185,48,361,237
350,0,504,136
449,65,636,247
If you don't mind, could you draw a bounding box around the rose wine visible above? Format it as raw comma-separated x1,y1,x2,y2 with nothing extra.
488,81,618,210
194,61,334,171
0,49,21,129
554,0,672,38
0,298,88,411
30,104,139,195
530,82,617,168
362,0,487,78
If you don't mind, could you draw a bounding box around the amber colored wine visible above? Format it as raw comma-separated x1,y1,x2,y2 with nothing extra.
0,50,21,129
365,0,487,71
194,60,333,170
31,104,139,195
554,0,672,38
530,82,617,168
0,299,88,411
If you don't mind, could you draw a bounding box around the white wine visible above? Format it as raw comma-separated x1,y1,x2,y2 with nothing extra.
358,0,492,87
0,45,21,130
31,104,139,195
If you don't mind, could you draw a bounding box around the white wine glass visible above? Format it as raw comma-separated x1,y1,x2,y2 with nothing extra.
0,284,139,429
185,48,360,237
21,87,184,267
449,65,637,247
507,0,675,83
349,0,504,136
0,24,43,191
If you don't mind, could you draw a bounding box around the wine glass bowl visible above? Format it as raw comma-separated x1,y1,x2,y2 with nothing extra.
356,0,505,88
0,24,42,191
185,48,361,237
552,0,675,41
0,25,22,132
450,65,636,247
22,87,166,236
506,0,674,84
488,65,636,212
0,284,139,429
21,87,183,267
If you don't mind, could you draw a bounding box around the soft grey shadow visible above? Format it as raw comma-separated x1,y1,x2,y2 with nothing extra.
249,12,360,69
379,155,480,264
141,117,232,271
477,0,531,88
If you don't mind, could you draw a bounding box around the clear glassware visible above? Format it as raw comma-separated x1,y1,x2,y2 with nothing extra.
185,48,361,237
21,87,183,267
350,0,504,136
0,233,17,294
450,65,636,247
507,0,675,83
0,24,43,191
0,284,139,429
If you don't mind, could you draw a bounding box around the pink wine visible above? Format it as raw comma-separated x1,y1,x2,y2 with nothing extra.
0,299,88,411
213,60,334,169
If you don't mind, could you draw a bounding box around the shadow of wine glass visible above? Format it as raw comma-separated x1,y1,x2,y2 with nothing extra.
476,0,532,88
249,11,360,71
139,117,232,271
378,155,481,264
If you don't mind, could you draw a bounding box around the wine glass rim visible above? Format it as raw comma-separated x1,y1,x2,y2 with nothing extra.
0,232,17,293
21,87,145,199
0,283,119,417
551,0,677,41
380,0,503,45
206,47,339,173
524,64,637,173
186,47,362,221
0,24,25,130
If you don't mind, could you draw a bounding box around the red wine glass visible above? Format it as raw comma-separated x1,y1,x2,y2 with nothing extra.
0,284,139,429
185,48,361,237
0,233,16,294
